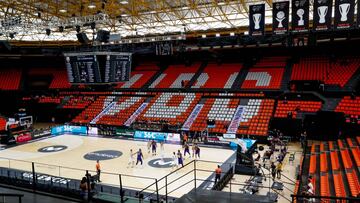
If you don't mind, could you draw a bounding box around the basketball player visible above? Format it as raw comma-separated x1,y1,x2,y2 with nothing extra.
147,140,152,154
151,140,157,156
172,152,177,169
177,150,184,167
160,141,164,151
195,144,200,159
183,143,191,159
128,149,135,168
191,143,196,158
136,149,144,166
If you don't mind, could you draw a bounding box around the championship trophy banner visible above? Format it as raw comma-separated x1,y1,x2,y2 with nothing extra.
358,0,360,27
313,0,333,31
249,4,265,36
273,1,290,34
334,0,355,29
291,0,309,32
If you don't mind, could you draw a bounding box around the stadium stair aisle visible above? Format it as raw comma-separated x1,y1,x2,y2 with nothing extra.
299,146,311,192
343,64,360,90
324,142,336,198
231,66,249,89
315,145,320,196
185,62,207,89
280,61,293,91
343,137,360,196
141,67,166,90
334,141,351,197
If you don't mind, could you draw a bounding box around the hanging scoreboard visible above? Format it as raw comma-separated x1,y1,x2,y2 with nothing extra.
64,52,131,84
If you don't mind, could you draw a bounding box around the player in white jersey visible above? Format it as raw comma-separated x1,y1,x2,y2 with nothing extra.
127,149,135,168
172,152,177,169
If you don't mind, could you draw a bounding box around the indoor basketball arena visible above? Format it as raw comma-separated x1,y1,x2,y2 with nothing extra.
0,0,359,203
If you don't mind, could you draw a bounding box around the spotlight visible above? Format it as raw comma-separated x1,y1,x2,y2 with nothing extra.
76,25,81,33
88,2,96,9
119,0,128,4
46,28,51,36
59,8,67,13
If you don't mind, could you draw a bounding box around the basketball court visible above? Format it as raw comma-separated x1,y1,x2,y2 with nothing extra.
0,134,235,198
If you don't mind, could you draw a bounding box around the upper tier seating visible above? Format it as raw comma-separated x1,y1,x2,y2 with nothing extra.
96,96,146,126
0,69,22,90
255,56,288,68
29,68,71,89
62,96,95,109
191,63,241,88
274,100,322,118
241,68,284,89
137,93,201,125
335,96,360,120
49,70,72,89
149,64,200,88
291,57,360,87
116,71,156,88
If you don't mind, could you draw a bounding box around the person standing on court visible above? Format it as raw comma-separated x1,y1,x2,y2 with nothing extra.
177,150,184,167
276,161,283,179
151,140,157,156
136,149,144,166
183,143,190,159
96,160,101,182
214,165,222,184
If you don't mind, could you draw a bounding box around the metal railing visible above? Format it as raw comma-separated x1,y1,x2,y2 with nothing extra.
0,193,24,203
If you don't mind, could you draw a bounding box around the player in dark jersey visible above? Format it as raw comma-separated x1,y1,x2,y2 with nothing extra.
183,143,191,159
151,140,157,156
177,150,184,167
136,149,144,165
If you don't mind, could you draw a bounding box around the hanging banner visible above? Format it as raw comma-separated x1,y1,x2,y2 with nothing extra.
313,0,333,31
249,4,265,36
358,0,360,27
291,0,309,32
334,0,355,29
273,1,290,34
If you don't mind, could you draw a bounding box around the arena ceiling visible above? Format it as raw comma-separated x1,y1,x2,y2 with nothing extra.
0,0,284,42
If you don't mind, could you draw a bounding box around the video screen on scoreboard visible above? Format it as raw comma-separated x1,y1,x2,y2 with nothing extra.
64,52,131,84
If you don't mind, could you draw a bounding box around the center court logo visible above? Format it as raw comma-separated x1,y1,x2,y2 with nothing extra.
148,158,174,168
38,145,68,153
83,150,122,161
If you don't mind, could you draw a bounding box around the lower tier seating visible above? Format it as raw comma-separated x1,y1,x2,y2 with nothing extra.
96,96,147,126
335,96,360,121
0,117,6,131
62,96,95,109
137,93,201,125
306,137,360,199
